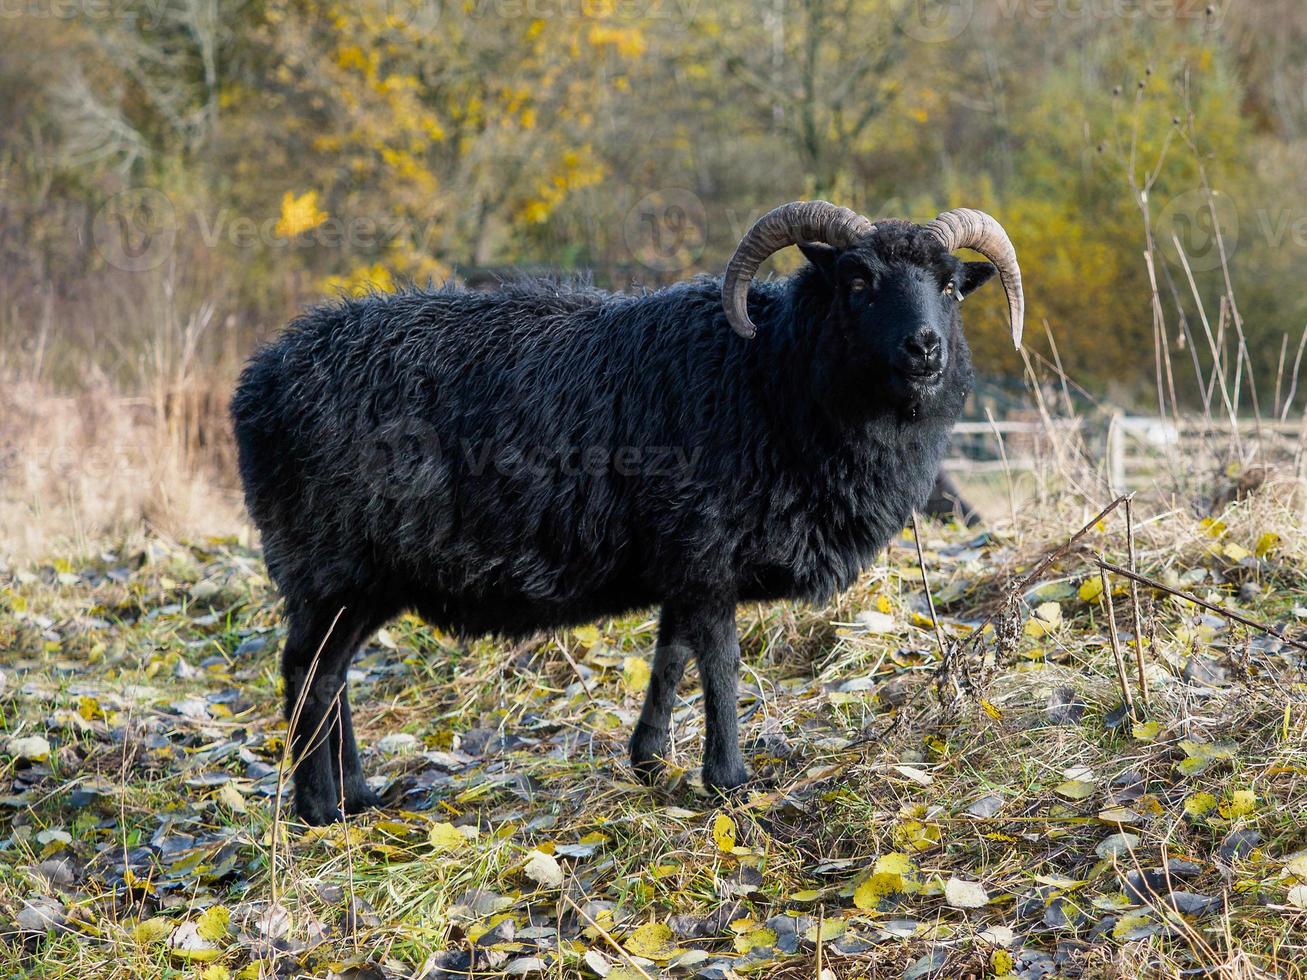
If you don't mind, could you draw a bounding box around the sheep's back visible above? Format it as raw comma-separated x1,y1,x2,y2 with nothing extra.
232,282,738,627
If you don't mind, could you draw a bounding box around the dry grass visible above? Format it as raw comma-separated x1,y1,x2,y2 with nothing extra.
1,476,1305,979
0,379,247,564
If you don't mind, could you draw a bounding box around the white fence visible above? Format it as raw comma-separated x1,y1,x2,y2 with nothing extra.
944,415,1307,493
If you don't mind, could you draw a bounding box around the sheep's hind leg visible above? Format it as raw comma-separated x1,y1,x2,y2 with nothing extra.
282,599,378,825
629,615,693,782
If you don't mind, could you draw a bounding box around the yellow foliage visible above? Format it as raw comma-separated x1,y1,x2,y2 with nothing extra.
274,191,328,238
322,263,395,296
587,25,647,59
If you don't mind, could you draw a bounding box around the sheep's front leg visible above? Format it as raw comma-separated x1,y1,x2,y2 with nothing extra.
630,599,747,789
629,623,692,781
694,604,748,789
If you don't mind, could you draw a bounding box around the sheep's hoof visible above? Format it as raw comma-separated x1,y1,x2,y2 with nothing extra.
343,785,383,814
295,793,346,826
702,760,750,793
629,724,670,784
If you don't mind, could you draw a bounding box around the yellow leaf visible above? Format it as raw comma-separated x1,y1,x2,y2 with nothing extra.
733,926,776,953
624,921,679,961
1132,720,1161,741
802,918,846,943
1255,532,1281,558
1024,601,1063,637
875,851,915,878
1078,577,1104,602
1176,740,1236,777
621,656,650,694
167,921,221,961
274,190,328,238
980,698,1003,721
712,813,736,852
573,625,600,647
923,734,948,757
428,821,467,852
133,917,173,945
1113,911,1153,940
992,948,1016,976
1054,779,1095,801
1222,542,1251,563
196,905,229,942
892,817,941,853
853,872,898,910
1219,789,1256,819
1184,792,1218,818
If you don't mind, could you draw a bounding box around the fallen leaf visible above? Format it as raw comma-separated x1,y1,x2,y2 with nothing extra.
1219,789,1256,819
168,921,222,961
1132,720,1160,742
944,877,988,909
1054,779,1095,801
524,850,564,888
1096,833,1140,860
624,921,679,961
133,917,173,946
429,822,468,853
621,656,650,694
6,735,51,761
196,905,230,942
1184,792,1218,818
712,812,737,852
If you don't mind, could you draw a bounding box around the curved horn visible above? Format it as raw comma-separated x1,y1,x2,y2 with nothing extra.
926,208,1025,349
722,200,875,339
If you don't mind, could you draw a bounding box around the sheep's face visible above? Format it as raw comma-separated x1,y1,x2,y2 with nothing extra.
801,229,996,406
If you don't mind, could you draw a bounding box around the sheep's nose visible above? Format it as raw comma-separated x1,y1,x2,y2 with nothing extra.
902,328,942,370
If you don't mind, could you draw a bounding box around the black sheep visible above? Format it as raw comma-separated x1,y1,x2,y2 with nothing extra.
231,201,1024,824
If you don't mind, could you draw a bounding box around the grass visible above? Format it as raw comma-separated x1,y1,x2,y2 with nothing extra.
2,484,1305,980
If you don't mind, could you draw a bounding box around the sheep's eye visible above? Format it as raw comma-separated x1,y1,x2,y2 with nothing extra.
848,278,868,294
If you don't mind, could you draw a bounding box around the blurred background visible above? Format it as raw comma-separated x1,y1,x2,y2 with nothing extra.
2,0,1306,556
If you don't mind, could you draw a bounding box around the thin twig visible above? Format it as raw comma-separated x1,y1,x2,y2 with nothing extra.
954,496,1130,667
1099,564,1136,721
558,638,598,709
815,906,825,980
1124,497,1150,710
912,512,960,699
1094,558,1307,653
560,893,656,980
270,606,345,907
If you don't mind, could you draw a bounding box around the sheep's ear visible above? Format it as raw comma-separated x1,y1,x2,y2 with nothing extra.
959,261,997,297
798,242,839,285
